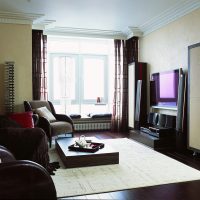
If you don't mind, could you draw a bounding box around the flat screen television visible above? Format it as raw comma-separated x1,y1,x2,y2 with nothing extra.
150,69,179,108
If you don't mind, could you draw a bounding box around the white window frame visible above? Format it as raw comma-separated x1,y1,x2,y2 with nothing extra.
80,54,108,104
48,53,79,105
48,53,108,106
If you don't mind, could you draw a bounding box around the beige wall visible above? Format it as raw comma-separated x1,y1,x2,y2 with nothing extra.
0,23,32,114
139,8,200,115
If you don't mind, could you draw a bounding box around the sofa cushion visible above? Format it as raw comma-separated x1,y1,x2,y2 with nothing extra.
70,114,81,119
0,116,21,128
35,106,56,122
9,112,34,128
88,113,112,118
29,100,52,112
50,121,72,134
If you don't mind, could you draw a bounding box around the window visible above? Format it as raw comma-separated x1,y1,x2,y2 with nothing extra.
47,37,114,115
50,55,76,102
82,56,107,103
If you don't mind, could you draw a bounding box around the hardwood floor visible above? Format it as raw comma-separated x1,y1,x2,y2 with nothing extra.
59,131,200,200
74,131,127,139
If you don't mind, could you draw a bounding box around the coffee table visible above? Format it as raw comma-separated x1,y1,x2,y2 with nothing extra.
55,137,119,168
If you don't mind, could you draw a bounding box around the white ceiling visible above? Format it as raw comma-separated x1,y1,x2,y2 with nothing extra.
0,0,199,38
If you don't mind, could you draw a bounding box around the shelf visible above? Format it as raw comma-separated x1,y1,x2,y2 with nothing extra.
94,103,106,106
151,105,177,111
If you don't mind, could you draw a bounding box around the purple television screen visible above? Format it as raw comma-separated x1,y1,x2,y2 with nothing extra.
160,72,176,98
151,69,179,107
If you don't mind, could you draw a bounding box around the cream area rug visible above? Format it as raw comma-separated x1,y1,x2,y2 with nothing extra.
49,138,200,198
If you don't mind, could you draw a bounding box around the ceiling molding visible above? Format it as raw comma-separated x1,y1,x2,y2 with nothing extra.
139,0,200,36
32,19,56,30
33,19,56,26
125,27,143,39
42,0,200,39
0,0,199,38
0,11,43,25
44,26,127,39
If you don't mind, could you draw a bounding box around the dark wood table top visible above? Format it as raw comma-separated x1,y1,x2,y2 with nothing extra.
55,136,118,157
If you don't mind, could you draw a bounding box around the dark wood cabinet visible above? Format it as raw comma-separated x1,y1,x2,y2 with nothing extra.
128,62,147,129
129,130,175,150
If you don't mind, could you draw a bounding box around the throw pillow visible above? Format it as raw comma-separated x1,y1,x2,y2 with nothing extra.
34,106,56,122
9,112,34,128
70,114,81,119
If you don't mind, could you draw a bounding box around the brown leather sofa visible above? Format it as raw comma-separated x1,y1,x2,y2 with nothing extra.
0,115,59,175
24,100,74,147
0,145,57,200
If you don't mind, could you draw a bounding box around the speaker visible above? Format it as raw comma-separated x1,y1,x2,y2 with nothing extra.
150,80,157,105
147,112,158,126
148,113,176,128
165,115,176,128
134,80,142,129
128,62,147,129
134,80,147,129
147,112,154,125
176,71,186,132
176,69,187,152
157,114,167,127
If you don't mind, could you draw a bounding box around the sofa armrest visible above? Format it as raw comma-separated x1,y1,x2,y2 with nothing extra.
54,114,74,128
32,114,39,126
37,116,51,141
24,101,32,112
0,160,57,200
0,146,15,162
0,127,49,168
54,114,73,124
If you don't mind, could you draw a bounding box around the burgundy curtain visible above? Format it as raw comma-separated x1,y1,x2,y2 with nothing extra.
111,37,138,132
111,40,128,132
32,30,48,100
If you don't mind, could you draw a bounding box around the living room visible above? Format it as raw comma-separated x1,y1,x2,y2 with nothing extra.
1,0,200,199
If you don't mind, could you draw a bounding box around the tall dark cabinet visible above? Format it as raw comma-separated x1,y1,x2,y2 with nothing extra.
128,62,147,130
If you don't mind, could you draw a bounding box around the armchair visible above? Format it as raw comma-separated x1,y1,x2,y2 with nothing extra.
24,100,74,147
0,145,57,200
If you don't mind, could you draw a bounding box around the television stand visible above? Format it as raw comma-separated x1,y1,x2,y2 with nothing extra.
129,129,175,150
151,105,177,111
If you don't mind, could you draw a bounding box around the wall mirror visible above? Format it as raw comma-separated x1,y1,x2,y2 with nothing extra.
188,42,200,153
